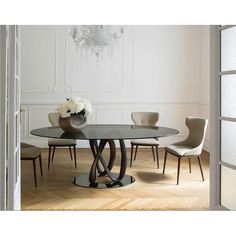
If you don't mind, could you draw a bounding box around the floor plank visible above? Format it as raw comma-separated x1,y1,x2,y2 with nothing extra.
21,147,209,210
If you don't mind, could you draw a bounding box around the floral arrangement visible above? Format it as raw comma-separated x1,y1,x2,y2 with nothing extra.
57,97,92,118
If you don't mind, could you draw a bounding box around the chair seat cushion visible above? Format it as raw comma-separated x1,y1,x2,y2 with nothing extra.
166,145,197,157
21,142,35,148
21,147,41,158
131,138,159,146
48,138,76,146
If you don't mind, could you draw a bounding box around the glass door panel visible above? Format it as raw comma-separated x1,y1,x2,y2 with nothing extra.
221,120,236,166
221,166,236,210
221,75,236,118
221,27,236,71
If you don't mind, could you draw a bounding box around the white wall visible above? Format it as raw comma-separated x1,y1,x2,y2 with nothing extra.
20,25,210,149
199,26,210,151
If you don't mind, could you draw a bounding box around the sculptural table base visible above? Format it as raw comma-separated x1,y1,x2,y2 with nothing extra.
73,139,135,189
73,174,135,189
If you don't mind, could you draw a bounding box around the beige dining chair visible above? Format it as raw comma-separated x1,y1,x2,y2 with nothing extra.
163,116,208,185
130,112,160,168
48,112,77,169
21,142,43,187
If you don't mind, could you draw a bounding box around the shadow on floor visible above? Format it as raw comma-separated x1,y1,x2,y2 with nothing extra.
136,171,172,183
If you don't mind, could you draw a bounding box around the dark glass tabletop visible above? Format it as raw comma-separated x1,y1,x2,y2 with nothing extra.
30,124,179,140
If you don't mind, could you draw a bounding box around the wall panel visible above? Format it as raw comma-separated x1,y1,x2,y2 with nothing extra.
21,26,57,93
20,25,210,148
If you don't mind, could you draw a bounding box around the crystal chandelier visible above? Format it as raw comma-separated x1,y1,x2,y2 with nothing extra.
70,25,124,58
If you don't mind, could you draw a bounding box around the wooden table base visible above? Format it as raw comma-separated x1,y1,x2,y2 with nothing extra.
73,139,135,188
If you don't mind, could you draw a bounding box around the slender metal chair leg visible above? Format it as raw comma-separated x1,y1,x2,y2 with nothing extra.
188,158,191,174
156,145,159,169
151,146,156,162
51,146,56,163
197,156,205,181
130,144,134,168
134,145,138,160
33,159,37,187
39,154,43,176
69,146,73,161
48,146,52,170
177,158,181,185
163,150,168,174
73,145,77,168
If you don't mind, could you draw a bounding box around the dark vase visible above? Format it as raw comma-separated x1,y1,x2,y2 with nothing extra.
59,114,87,133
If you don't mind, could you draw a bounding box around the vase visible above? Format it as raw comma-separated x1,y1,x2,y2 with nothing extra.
59,114,87,133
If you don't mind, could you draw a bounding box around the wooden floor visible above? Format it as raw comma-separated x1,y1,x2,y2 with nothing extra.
21,147,209,210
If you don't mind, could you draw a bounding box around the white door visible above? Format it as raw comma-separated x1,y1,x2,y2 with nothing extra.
210,25,236,210
7,25,21,210
0,26,8,210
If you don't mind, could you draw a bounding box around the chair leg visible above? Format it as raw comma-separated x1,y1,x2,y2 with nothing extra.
73,145,77,168
156,145,159,169
177,158,181,185
48,146,52,170
39,154,43,176
163,150,168,174
130,144,134,168
134,145,138,160
33,159,37,187
151,146,156,162
188,158,191,174
69,146,73,161
51,146,56,163
197,156,205,181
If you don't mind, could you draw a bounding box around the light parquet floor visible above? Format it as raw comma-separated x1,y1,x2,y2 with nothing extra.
21,147,209,210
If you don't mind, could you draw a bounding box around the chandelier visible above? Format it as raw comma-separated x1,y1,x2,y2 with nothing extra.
70,25,124,58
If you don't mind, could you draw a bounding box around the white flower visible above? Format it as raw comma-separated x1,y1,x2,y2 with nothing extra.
58,103,71,118
57,97,92,119
74,101,85,113
83,99,92,117
68,97,81,103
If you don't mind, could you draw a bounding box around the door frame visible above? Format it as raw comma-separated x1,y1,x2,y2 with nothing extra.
0,26,7,210
0,25,21,210
210,25,224,210
7,25,21,210
210,25,236,210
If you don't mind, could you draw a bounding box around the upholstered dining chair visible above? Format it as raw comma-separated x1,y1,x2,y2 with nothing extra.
130,112,160,168
163,116,208,185
21,143,43,187
48,112,77,169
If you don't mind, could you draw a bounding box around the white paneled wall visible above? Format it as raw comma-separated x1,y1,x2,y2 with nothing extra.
20,25,210,149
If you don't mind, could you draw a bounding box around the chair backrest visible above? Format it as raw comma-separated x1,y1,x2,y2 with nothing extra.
48,112,60,127
184,116,208,150
131,112,159,126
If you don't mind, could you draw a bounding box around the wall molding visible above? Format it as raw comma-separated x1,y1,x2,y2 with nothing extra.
131,26,201,93
20,26,210,150
21,103,205,148
21,100,201,105
21,27,57,93
96,106,125,124
27,105,57,138
64,28,125,93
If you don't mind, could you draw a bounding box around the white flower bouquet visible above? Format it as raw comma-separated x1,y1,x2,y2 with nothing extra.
57,97,92,118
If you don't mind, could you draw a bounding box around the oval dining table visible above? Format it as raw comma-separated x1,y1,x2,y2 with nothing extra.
30,124,179,189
